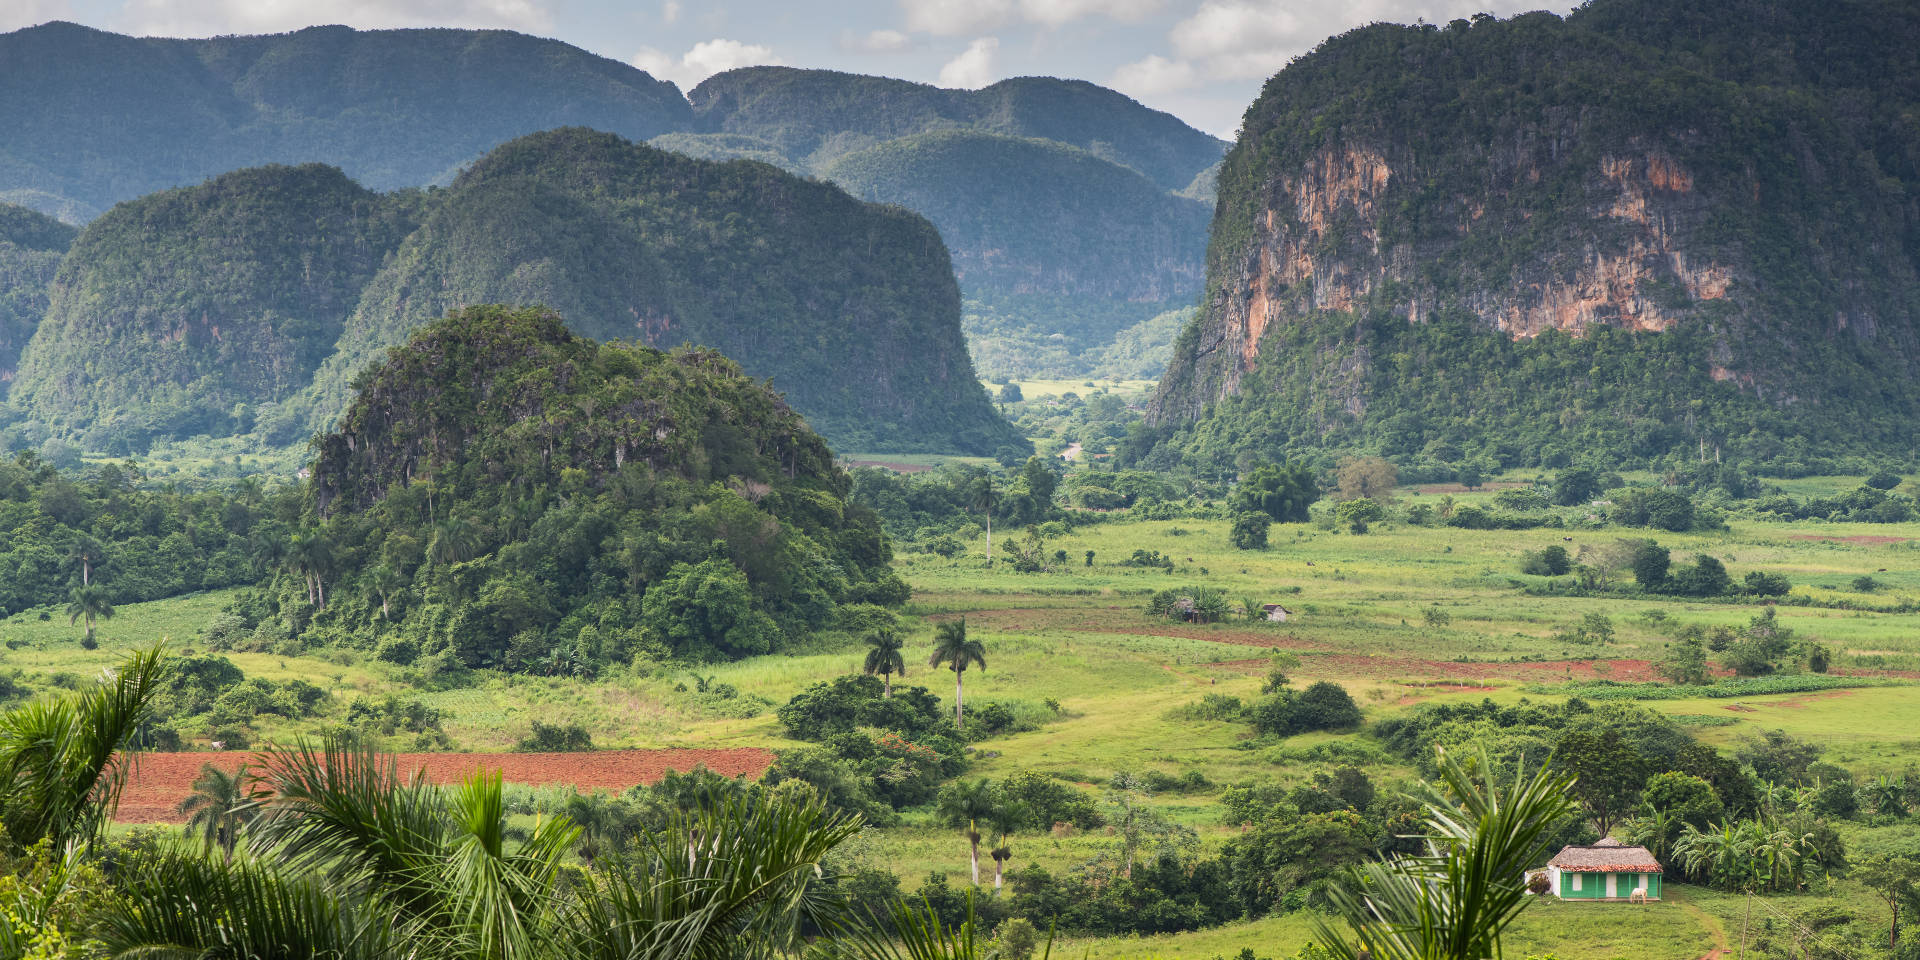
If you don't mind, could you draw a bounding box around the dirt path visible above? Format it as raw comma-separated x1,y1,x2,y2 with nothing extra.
1675,890,1732,960
1061,442,1083,461
117,748,775,823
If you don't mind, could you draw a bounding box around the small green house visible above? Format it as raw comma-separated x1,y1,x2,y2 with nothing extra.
1543,839,1662,901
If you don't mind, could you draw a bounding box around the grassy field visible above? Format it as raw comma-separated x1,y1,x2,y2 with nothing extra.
7,477,1919,958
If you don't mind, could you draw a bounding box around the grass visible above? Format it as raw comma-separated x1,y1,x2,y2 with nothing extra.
18,475,1920,955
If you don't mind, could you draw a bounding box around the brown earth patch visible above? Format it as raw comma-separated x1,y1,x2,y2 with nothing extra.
1788,534,1912,545
115,748,775,824
1724,704,1757,712
1415,481,1531,494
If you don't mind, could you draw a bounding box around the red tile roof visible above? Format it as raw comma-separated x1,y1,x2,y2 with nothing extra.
1548,840,1662,873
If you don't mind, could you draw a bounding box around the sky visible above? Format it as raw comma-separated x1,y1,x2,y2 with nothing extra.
12,0,1577,138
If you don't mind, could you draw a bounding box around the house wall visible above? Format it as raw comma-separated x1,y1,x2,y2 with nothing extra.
1556,871,1662,900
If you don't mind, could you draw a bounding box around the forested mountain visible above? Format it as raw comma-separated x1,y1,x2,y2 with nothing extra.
7,165,421,444
686,67,1224,192
0,203,73,392
1147,0,1920,476
1,130,1018,456
287,305,904,668
0,21,689,222
0,23,1225,383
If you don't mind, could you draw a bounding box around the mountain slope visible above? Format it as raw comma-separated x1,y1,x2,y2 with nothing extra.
0,203,74,393
687,67,1225,192
1149,0,1920,474
292,128,1015,454
8,165,418,446
0,21,690,221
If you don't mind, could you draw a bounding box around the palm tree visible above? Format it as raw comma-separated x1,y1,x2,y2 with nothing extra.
430,515,481,567
66,535,104,587
1315,746,1577,960
929,619,987,732
938,779,998,887
0,644,168,853
862,630,907,698
286,531,332,608
65,584,113,643
178,762,263,860
986,801,1029,891
368,564,408,620
970,470,995,568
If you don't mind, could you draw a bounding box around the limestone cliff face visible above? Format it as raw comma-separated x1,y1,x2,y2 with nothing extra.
1151,0,1920,462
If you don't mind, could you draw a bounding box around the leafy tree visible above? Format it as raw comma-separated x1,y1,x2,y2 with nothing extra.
1333,457,1397,503
1654,632,1711,685
1251,682,1362,737
1231,461,1319,522
1668,554,1732,597
1334,498,1385,534
640,558,782,660
1856,854,1920,951
1229,512,1271,550
862,630,908,698
1628,540,1670,590
1642,772,1723,833
930,619,988,733
1551,729,1648,834
1551,468,1600,506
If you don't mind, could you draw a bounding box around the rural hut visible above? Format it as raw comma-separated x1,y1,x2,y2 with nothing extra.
1542,838,1662,901
1262,603,1292,622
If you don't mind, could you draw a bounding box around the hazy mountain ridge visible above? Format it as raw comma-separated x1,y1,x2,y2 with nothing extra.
2,131,1020,456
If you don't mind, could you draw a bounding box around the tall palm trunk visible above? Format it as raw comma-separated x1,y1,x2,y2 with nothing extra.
968,824,981,886
882,670,893,698
985,515,992,569
954,669,965,731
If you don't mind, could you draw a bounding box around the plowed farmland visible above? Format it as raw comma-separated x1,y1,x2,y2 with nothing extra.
116,748,775,823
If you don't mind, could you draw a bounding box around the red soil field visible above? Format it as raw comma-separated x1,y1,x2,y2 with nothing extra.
115,748,775,823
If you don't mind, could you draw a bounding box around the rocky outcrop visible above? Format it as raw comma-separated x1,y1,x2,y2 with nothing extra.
1151,0,1920,464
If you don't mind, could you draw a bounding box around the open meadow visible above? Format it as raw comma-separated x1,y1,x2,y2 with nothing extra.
5,477,1917,958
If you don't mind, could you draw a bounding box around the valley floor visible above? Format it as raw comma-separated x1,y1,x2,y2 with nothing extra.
8,477,1918,958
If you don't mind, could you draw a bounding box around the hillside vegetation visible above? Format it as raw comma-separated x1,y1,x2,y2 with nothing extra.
1,130,1019,456
1149,0,1920,477
0,201,73,390
266,305,906,671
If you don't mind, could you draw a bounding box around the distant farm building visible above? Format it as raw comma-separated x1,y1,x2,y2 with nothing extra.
1262,604,1293,622
1541,839,1662,901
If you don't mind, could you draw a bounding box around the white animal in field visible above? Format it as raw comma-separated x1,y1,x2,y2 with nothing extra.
1629,887,1649,904
209,741,225,751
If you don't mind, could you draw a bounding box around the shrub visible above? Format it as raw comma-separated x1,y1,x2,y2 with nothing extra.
515,720,593,752
375,637,421,666
1229,512,1271,550
1249,682,1362,737
1520,545,1572,576
926,535,964,558
777,674,944,741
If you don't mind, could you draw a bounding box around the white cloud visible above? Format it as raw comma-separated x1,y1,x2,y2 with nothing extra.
632,38,785,88
843,28,913,53
1018,0,1162,27
900,0,1156,35
0,0,72,32
661,1,680,23
937,36,1000,88
1166,0,1557,83
1109,53,1196,96
901,0,1013,36
117,0,550,36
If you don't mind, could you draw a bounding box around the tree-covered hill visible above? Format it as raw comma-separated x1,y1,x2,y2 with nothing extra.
0,21,690,222
1147,0,1920,477
0,202,73,393
7,165,422,447
286,305,904,668
687,67,1224,192
823,131,1209,304
292,128,1017,454
1,131,1019,457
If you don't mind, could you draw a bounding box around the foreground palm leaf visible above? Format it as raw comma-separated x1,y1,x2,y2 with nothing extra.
98,847,399,960
561,788,863,960
0,643,168,853
1314,747,1577,960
